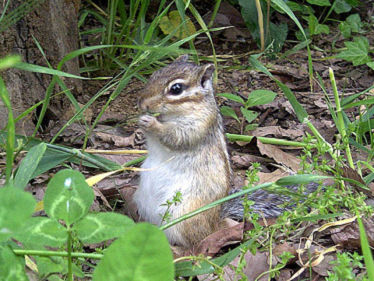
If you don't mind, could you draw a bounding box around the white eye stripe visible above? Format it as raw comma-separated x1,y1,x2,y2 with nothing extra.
167,79,187,91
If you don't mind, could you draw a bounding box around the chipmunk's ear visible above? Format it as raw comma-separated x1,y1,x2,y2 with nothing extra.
199,64,215,89
174,54,189,63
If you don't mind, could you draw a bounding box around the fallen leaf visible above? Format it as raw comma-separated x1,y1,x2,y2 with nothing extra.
257,140,301,172
193,221,243,256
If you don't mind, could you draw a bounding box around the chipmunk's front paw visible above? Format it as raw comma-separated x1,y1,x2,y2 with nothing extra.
139,114,159,131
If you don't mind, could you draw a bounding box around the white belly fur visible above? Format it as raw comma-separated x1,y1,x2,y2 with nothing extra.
133,137,193,245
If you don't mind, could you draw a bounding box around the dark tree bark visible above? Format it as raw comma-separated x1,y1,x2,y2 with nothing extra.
0,0,82,135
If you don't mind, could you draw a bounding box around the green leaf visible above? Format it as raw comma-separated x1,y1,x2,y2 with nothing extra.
337,36,371,66
307,14,329,36
357,216,374,280
339,21,352,38
14,217,67,247
249,55,308,123
271,0,307,40
0,245,28,281
0,55,22,70
247,89,277,107
240,108,258,124
268,22,288,53
0,187,36,242
93,223,174,281
276,174,331,186
14,143,47,189
220,106,240,122
245,123,258,131
334,0,353,13
367,61,374,70
14,62,89,80
74,213,134,243
217,93,245,105
44,169,94,225
307,0,330,6
159,10,196,39
346,14,362,33
35,256,84,279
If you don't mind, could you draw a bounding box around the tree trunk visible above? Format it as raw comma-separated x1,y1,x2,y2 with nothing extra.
0,0,82,135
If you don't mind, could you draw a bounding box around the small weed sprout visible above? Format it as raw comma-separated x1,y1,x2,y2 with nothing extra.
160,190,182,223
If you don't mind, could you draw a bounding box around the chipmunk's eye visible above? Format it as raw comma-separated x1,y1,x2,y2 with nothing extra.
169,83,185,95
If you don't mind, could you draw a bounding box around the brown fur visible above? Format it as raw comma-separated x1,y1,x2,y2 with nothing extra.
136,56,231,248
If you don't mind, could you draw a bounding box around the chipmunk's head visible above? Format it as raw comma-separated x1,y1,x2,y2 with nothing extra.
138,55,215,115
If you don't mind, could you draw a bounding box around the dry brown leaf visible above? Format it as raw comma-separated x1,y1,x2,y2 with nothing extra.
311,254,335,277
342,165,373,196
193,221,243,256
231,154,271,168
256,140,301,172
198,251,271,281
330,217,374,249
94,131,135,148
257,169,290,185
252,126,304,140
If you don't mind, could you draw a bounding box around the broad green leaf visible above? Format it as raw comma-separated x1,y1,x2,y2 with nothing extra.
217,93,245,105
346,14,362,33
14,217,67,247
44,169,94,225
339,21,352,38
14,143,47,189
220,106,240,122
249,55,308,122
337,36,371,66
307,0,330,6
245,123,258,132
0,55,21,70
93,223,174,281
35,256,84,279
247,90,277,107
334,0,353,13
240,108,258,124
0,187,36,242
159,10,196,39
268,22,288,53
367,62,374,70
314,23,329,35
0,245,28,281
308,14,329,36
74,213,134,243
338,14,361,38
276,174,331,186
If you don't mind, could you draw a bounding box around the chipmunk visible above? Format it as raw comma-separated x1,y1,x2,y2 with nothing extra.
134,55,230,248
133,55,320,248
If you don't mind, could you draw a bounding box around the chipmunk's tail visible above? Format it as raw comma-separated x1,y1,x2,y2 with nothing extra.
221,182,321,220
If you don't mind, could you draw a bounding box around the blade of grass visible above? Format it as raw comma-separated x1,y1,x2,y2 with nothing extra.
329,68,354,169
357,216,374,280
0,77,15,184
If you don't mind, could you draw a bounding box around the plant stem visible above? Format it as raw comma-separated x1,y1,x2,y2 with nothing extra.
67,225,73,281
13,249,103,259
255,0,264,51
225,133,311,148
329,67,354,169
208,0,221,28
